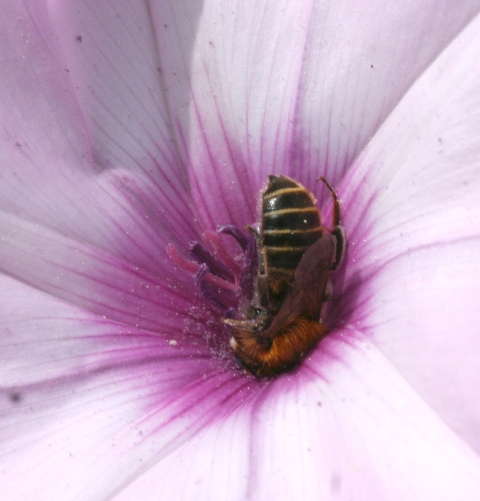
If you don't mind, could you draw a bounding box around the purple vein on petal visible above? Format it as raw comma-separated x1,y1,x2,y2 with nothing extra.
105,165,197,248
0,212,212,332
87,6,178,159
202,65,255,220
67,0,178,158
133,371,262,453
189,100,234,227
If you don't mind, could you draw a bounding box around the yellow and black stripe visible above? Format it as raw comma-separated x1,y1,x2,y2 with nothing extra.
262,175,322,272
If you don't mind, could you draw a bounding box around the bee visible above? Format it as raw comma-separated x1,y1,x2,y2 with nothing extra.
225,175,345,376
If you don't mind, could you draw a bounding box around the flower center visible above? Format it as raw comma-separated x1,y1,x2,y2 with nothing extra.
168,175,346,377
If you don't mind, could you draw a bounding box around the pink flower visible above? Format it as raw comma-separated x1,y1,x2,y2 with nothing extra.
1,0,480,499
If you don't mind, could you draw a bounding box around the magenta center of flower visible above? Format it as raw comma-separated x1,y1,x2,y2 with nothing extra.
167,225,257,318
167,176,345,377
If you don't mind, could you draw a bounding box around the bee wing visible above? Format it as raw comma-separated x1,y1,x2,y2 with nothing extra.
261,234,336,339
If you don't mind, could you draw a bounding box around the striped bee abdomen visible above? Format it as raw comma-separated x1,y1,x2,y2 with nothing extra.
262,175,322,272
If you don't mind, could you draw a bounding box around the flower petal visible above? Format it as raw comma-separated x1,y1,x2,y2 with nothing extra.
158,0,319,229
111,335,480,501
338,12,480,451
36,0,191,180
166,0,480,228
0,0,197,271
113,403,253,501
0,275,256,500
251,335,480,500
0,213,184,331
293,0,480,187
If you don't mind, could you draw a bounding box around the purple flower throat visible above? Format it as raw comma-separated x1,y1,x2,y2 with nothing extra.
167,175,345,377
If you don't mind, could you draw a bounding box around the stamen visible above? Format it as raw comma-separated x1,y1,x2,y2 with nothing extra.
167,243,238,292
239,231,258,300
168,224,259,315
166,244,199,274
196,265,237,310
218,225,249,251
204,231,242,276
203,274,238,292
190,242,235,283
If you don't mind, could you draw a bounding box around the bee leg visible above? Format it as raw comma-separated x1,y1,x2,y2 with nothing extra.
318,177,346,270
223,318,265,331
245,224,260,239
256,274,270,309
217,225,249,250
331,225,346,270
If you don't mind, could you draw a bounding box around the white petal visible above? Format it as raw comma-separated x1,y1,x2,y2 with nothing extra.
338,11,480,452
294,0,480,187
111,335,480,501
0,276,252,500
250,334,480,501
0,0,197,271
